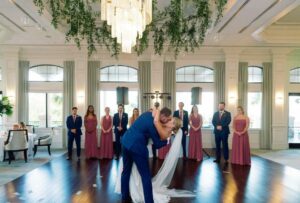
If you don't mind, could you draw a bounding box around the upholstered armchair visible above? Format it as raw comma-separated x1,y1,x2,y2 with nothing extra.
33,127,53,157
3,129,29,164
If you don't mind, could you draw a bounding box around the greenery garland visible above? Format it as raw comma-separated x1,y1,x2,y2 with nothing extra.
0,96,13,117
33,0,227,57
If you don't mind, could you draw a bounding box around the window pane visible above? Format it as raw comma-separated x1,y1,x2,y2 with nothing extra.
100,66,137,82
48,93,63,127
99,90,138,119
29,65,63,82
176,66,214,82
176,92,214,128
248,67,263,83
185,66,194,74
119,74,128,81
29,93,46,127
176,74,184,82
185,74,194,81
247,92,262,128
290,68,300,83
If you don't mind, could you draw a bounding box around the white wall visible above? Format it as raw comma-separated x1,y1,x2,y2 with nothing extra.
0,45,299,150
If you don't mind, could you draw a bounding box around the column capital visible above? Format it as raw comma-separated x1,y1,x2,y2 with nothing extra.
222,47,242,58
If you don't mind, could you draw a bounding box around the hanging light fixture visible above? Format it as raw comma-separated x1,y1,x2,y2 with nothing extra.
101,0,152,53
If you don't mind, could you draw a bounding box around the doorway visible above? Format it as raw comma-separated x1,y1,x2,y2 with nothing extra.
288,93,300,148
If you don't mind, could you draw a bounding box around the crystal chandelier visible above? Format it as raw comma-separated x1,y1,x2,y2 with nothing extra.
101,0,152,53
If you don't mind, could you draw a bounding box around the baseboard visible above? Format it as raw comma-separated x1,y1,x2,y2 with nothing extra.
289,143,300,148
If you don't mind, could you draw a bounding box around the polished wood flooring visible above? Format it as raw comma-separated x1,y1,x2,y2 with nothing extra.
1,150,300,203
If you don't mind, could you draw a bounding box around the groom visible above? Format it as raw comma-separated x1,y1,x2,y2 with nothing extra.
121,107,174,203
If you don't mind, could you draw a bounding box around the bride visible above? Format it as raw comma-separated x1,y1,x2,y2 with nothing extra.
115,117,195,203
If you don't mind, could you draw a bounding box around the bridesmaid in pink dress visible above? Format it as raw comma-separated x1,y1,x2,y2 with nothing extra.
99,107,114,159
84,105,99,159
158,139,171,159
188,105,203,162
231,106,251,165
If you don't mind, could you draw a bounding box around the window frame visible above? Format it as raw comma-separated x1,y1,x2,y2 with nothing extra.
29,64,63,82
99,65,138,83
289,67,300,84
248,66,263,84
28,92,63,128
176,65,214,83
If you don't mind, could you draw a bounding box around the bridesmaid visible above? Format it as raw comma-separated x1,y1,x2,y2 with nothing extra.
84,105,98,159
188,105,203,162
129,108,139,127
99,107,114,159
158,138,171,159
231,106,251,165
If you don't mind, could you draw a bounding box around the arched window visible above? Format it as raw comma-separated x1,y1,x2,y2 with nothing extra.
176,65,214,128
248,66,263,83
28,65,63,128
29,65,63,81
100,65,138,82
176,66,214,82
290,67,300,83
247,66,263,129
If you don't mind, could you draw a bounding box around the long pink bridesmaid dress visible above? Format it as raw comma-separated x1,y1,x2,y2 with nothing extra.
84,116,99,158
99,116,114,159
231,119,251,165
188,114,203,161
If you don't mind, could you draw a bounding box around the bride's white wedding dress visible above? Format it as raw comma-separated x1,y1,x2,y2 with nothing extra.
115,129,195,203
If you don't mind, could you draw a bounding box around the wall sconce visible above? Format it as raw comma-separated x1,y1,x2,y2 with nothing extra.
7,91,15,104
77,91,85,104
228,92,237,105
275,92,284,105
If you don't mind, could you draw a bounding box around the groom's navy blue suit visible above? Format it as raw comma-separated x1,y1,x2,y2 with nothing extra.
121,112,167,203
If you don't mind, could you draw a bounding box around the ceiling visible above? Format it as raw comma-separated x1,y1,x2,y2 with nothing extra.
0,0,300,48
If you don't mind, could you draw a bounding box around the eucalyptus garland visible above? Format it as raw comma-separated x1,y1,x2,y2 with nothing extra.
33,0,227,57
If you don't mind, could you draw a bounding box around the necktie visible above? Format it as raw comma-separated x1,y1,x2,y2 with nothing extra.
179,111,183,120
119,113,122,127
73,115,76,123
219,111,223,119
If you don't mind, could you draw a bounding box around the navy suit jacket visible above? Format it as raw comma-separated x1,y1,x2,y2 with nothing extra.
212,110,231,135
113,112,128,134
122,112,167,158
66,115,83,136
173,110,189,132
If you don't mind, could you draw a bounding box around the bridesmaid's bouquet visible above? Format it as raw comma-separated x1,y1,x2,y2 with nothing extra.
0,96,13,117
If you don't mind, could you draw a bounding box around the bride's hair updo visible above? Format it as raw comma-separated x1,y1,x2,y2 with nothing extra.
172,117,182,134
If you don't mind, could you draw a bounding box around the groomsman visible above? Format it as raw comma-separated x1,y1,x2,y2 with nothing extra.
113,104,128,160
173,102,189,159
212,102,231,164
66,107,82,161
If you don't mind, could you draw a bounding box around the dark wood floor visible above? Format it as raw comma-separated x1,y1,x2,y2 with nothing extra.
1,150,300,203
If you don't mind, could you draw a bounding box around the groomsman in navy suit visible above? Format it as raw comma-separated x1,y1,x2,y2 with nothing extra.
113,104,128,160
66,107,82,161
121,107,173,203
173,102,189,159
212,102,231,164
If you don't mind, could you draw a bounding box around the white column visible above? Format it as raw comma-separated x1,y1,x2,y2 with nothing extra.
272,49,290,149
2,47,19,125
74,50,88,115
150,55,164,107
74,50,88,148
223,48,240,149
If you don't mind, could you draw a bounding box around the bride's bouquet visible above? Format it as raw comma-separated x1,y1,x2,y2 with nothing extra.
0,96,13,117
